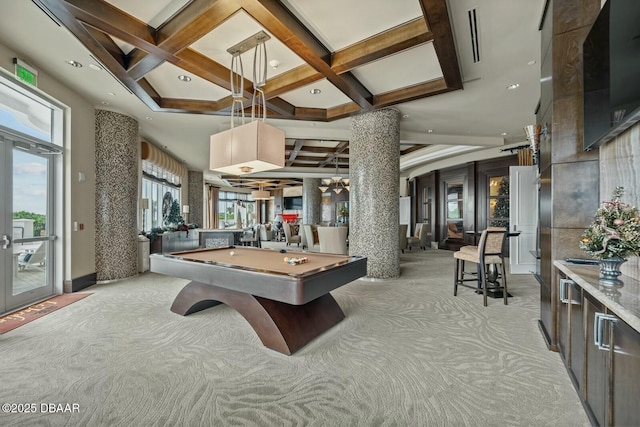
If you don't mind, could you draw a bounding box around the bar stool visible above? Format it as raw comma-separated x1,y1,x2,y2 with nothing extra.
453,227,508,306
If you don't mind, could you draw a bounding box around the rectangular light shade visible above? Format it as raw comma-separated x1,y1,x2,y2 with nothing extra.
251,190,270,200
209,121,285,175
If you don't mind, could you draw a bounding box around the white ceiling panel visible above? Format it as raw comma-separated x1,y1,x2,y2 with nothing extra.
190,11,306,81
351,43,443,95
280,0,423,50
105,0,190,29
279,79,352,109
145,62,230,101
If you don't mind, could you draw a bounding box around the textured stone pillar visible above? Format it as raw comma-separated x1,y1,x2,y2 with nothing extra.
188,170,204,227
95,110,138,281
302,178,321,224
350,108,401,278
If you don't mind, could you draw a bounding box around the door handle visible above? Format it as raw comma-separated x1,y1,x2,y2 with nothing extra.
559,279,571,303
594,312,617,351
1,234,11,249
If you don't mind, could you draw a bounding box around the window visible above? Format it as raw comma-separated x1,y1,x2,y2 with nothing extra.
488,175,509,228
446,182,464,239
141,160,182,229
217,191,255,229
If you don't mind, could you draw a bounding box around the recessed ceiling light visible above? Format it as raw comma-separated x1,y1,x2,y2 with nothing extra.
527,60,537,66
178,75,192,82
269,59,280,69
108,92,116,96
145,117,153,120
65,60,82,68
402,114,410,119
309,88,321,95
427,129,433,133
88,63,102,71
507,83,520,90
501,132,509,136
100,101,109,106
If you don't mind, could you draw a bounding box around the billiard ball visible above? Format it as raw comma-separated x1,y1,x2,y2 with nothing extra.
280,249,287,253
284,257,289,262
230,251,235,256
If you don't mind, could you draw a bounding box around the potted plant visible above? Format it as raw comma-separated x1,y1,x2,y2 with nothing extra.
580,187,640,286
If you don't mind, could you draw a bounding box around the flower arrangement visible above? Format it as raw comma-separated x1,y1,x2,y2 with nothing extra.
580,187,640,260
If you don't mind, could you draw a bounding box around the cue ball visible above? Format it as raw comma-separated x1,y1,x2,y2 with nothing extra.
230,251,235,256
284,257,289,262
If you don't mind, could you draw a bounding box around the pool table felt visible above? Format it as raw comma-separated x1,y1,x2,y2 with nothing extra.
167,247,353,276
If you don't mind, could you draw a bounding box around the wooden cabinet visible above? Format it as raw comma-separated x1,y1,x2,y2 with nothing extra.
557,277,584,392
555,265,640,426
150,230,199,254
611,316,640,426
584,292,608,426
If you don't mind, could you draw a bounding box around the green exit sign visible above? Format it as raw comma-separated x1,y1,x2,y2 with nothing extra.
14,58,38,87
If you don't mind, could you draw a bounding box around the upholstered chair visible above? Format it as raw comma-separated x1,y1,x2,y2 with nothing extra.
304,224,320,252
399,224,408,253
407,223,429,250
317,226,348,255
283,222,301,246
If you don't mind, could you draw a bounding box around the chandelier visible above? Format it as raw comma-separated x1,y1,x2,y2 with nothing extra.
209,31,285,176
319,157,350,194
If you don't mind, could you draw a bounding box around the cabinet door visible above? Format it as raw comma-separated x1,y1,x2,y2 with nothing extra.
584,293,608,426
568,282,584,393
557,278,570,358
612,317,640,426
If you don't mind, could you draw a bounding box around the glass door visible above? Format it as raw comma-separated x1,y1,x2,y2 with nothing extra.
1,132,59,312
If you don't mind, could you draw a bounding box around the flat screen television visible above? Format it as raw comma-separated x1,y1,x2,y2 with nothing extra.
583,0,640,151
284,196,302,210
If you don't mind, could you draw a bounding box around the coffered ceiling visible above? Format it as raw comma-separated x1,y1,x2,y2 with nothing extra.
0,1,544,190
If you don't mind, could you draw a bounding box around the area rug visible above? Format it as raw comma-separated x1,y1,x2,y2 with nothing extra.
0,293,91,334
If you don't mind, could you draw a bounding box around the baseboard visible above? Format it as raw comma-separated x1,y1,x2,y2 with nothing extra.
64,273,97,293
538,319,558,352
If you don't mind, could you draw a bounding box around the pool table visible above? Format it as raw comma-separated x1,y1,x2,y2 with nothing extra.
150,247,367,355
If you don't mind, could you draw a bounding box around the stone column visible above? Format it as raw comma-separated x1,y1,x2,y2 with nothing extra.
188,170,204,227
95,110,139,282
349,108,401,278
302,178,321,224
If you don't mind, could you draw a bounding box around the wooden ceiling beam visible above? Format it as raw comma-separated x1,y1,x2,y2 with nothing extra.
419,0,463,90
373,78,450,108
130,0,240,78
240,0,374,111
331,18,432,74
263,64,323,99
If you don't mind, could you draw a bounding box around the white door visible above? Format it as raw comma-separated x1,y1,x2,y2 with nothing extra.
0,75,63,314
399,196,410,236
509,166,538,274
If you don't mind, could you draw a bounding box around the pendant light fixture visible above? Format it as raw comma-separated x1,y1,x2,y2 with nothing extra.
209,31,285,175
251,182,271,200
319,157,350,194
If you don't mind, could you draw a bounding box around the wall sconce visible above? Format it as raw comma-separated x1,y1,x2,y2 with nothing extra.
523,123,548,164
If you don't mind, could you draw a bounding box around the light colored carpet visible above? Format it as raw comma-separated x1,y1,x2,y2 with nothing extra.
0,249,589,426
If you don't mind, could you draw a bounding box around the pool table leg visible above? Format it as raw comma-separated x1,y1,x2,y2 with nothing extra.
171,281,345,355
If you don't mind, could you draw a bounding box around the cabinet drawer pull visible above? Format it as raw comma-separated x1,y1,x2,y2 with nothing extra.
594,312,617,351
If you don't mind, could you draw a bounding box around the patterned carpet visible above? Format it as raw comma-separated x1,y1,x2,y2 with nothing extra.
0,249,589,426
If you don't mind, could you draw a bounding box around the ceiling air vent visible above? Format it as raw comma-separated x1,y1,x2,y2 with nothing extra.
467,8,480,63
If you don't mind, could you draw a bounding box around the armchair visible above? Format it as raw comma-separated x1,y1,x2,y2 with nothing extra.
407,223,429,250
